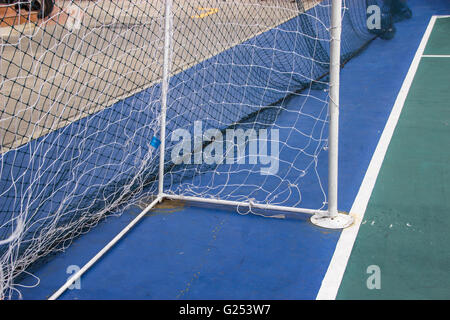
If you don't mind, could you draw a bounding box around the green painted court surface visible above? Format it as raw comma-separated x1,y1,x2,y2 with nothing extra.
337,17,450,299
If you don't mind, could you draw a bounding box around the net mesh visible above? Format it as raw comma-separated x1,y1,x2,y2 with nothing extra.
1,0,382,299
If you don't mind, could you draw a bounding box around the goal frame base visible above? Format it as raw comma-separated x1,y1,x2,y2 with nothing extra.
163,193,327,216
50,194,353,300
164,194,353,230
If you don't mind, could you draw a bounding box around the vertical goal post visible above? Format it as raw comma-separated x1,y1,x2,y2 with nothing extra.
310,0,354,229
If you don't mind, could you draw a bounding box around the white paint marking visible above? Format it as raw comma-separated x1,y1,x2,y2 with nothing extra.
422,55,450,58
316,16,438,300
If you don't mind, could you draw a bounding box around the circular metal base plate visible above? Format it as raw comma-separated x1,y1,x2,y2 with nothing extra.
310,213,354,229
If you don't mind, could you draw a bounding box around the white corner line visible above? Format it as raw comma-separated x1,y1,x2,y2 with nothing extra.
422,55,450,58
315,16,437,300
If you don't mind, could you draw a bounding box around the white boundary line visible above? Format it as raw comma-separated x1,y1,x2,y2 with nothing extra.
422,55,450,58
315,15,438,300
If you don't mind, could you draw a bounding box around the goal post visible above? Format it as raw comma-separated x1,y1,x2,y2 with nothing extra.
155,0,353,228
310,0,353,229
158,0,173,197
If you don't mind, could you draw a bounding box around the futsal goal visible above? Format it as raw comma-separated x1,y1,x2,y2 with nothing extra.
1,0,384,299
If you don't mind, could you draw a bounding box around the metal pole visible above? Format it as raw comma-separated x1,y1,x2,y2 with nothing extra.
311,0,353,229
158,0,173,196
327,0,342,219
163,194,328,216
